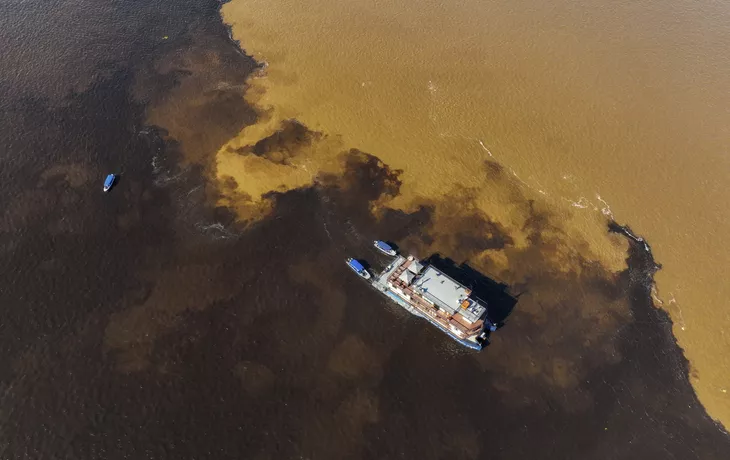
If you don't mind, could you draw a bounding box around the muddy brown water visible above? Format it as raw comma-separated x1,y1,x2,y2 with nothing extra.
219,0,730,426
0,0,728,458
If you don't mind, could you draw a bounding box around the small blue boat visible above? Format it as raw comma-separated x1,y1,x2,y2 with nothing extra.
103,174,116,192
346,258,371,280
373,240,397,256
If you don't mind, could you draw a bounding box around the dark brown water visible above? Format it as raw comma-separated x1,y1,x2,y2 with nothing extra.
1,0,729,458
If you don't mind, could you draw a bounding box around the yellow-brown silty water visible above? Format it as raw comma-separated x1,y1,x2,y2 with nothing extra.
217,0,730,428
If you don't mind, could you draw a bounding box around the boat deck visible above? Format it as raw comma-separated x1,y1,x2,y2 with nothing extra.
372,255,405,291
369,255,484,350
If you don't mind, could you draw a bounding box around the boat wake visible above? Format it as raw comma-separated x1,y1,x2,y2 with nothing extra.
195,222,239,240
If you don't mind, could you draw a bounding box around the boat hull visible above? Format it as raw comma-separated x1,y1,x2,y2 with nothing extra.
103,174,115,192
369,254,487,351
373,241,397,256
346,258,371,280
380,288,483,350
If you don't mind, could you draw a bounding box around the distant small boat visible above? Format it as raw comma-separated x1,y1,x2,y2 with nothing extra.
373,240,397,256
103,174,116,192
346,258,371,280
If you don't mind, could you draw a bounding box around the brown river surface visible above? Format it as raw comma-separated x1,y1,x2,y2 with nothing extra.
220,0,730,427
1,0,729,458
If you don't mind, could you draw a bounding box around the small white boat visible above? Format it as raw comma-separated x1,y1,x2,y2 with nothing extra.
373,240,397,256
346,258,371,280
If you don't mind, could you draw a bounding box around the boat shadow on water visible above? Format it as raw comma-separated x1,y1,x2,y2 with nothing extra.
352,258,371,271
383,241,399,252
423,254,518,341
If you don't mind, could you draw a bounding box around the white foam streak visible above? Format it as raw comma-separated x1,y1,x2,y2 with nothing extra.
652,287,686,331
477,140,494,158
596,194,614,219
195,222,238,240
565,197,593,209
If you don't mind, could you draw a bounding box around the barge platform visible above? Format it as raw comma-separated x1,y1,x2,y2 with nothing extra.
369,254,496,350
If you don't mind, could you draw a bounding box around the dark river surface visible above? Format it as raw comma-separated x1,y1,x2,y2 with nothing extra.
1,0,729,458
